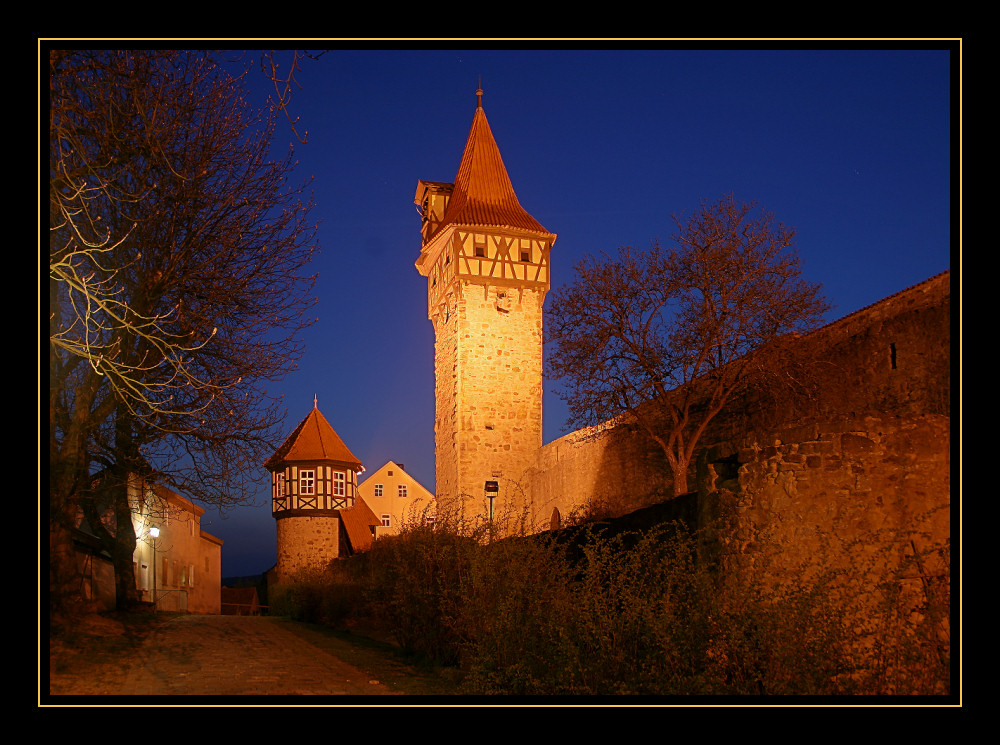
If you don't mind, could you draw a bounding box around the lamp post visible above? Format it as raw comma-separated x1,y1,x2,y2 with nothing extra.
484,480,498,529
149,526,159,613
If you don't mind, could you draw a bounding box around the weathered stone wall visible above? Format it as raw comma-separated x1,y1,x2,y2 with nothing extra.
700,413,950,570
436,283,545,516
524,418,669,529
274,514,341,581
524,271,952,551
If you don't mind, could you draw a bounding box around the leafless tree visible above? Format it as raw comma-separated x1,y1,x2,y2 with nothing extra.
48,49,319,611
546,194,830,497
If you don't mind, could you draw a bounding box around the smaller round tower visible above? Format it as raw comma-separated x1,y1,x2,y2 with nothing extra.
266,398,364,581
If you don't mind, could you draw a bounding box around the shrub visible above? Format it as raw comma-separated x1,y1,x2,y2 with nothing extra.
275,501,950,697
269,564,363,628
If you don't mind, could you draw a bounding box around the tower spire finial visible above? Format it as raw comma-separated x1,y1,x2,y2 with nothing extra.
313,393,317,409
476,77,483,109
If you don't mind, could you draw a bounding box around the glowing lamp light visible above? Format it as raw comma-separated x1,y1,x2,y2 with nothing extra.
149,526,159,612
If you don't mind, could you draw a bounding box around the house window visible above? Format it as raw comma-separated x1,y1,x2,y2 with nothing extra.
374,483,383,497
332,471,346,497
381,514,391,528
300,469,315,495
398,484,408,498
275,473,285,497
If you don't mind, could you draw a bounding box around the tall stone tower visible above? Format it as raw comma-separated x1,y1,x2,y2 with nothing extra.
266,399,365,580
415,87,556,526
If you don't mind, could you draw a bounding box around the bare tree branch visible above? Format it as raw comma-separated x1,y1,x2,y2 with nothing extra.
546,194,830,496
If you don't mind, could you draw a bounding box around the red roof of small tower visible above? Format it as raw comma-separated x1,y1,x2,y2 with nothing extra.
428,86,552,241
264,403,362,471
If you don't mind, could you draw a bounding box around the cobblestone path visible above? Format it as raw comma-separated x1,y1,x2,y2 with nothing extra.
119,615,399,697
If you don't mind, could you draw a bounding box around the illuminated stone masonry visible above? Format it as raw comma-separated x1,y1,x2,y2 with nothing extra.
414,88,950,575
415,87,554,521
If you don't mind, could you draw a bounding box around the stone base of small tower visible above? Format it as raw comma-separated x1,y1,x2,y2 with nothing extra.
274,514,341,582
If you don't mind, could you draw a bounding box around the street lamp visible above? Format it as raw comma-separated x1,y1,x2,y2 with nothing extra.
149,526,159,613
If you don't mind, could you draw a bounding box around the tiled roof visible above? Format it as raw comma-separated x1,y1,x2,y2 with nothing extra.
429,89,552,241
339,497,381,554
264,405,362,471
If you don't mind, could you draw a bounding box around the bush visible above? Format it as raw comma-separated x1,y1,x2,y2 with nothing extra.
272,504,950,696
269,564,363,628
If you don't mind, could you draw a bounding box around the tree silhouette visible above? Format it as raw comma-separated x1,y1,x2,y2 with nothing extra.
48,49,319,612
546,194,830,497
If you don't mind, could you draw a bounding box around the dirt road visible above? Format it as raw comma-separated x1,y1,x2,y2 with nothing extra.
47,614,453,700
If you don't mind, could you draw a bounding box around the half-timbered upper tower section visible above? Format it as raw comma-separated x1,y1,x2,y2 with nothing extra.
414,87,556,325
265,400,364,516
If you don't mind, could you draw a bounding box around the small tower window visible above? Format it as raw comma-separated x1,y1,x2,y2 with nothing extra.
520,250,530,262
300,469,315,495
332,471,346,497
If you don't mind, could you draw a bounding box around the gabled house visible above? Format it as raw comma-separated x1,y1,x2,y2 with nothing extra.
357,461,436,536
71,473,223,613
131,479,224,614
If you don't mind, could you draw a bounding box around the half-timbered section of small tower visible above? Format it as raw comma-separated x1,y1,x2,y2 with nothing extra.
415,87,556,528
265,400,369,580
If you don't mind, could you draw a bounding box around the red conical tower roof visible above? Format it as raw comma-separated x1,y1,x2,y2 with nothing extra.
264,401,362,471
430,86,551,240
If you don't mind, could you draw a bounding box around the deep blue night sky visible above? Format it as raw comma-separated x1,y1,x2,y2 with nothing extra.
199,45,955,578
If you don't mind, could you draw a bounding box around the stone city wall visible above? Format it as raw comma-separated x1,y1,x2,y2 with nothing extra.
524,271,952,553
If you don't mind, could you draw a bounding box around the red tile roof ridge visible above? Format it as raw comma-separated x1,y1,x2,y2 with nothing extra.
264,406,362,470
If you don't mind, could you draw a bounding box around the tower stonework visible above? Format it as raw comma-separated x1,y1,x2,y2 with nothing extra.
415,88,555,526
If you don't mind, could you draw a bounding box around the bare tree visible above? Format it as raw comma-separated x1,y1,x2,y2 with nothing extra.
48,49,319,611
546,194,830,497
